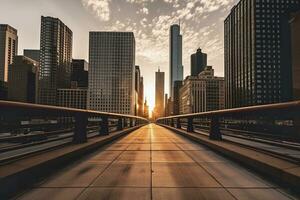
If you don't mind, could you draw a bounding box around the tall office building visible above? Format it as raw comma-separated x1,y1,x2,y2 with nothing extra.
225,0,300,109
38,16,73,105
169,24,183,99
88,32,135,115
0,24,18,82
154,68,165,118
71,59,88,88
180,66,225,114
290,11,300,100
8,56,38,103
58,88,87,109
134,66,144,116
138,77,144,116
191,48,207,76
24,49,40,63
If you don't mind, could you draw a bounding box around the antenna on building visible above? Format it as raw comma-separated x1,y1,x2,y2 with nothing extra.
158,66,160,72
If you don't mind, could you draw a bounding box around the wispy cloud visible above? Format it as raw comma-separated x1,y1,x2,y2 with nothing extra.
81,0,111,21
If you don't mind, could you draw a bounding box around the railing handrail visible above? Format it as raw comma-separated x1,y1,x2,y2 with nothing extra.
157,100,300,120
0,100,148,121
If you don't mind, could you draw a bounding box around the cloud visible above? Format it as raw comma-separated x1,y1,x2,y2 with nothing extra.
81,0,111,21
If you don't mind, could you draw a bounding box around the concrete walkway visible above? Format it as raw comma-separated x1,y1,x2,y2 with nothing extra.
17,124,298,200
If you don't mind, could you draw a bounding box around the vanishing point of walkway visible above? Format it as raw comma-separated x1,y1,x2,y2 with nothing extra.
17,124,297,200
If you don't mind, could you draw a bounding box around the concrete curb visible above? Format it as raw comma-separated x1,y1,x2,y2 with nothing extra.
0,126,144,199
159,124,300,192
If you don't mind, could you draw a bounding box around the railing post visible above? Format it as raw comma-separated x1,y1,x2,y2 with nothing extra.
170,118,174,127
130,118,133,127
209,116,222,140
187,117,194,132
117,118,123,131
176,118,181,129
73,113,87,143
100,116,109,135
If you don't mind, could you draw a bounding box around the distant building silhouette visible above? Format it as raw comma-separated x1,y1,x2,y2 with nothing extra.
169,24,183,100
71,59,88,88
23,49,40,63
138,77,144,117
88,32,135,115
134,66,144,116
8,56,38,103
0,24,18,82
225,1,300,108
143,99,149,118
173,80,182,115
180,66,224,114
154,68,165,119
191,48,207,76
38,16,72,105
58,88,87,109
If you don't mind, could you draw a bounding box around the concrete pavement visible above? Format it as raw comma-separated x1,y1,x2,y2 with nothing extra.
16,124,298,200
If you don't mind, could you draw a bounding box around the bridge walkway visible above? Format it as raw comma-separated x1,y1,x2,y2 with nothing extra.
16,124,297,200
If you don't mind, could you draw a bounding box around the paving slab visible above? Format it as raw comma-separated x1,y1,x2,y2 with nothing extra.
77,188,151,200
17,188,83,200
152,163,221,187
92,162,151,187
153,188,235,200
228,188,293,200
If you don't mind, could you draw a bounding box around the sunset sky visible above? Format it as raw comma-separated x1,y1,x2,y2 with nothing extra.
0,0,238,110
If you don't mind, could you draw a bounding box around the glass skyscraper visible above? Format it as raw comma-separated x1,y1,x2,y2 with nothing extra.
225,0,300,109
169,24,183,100
191,48,207,76
0,24,18,82
88,32,135,115
38,16,73,105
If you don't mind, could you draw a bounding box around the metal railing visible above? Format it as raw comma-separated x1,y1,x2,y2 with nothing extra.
0,100,148,162
156,101,300,142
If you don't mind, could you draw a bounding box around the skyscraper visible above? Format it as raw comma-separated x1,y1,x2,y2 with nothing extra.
225,0,300,109
154,68,165,118
88,32,135,115
71,59,88,88
169,24,183,100
134,66,144,116
8,56,38,103
23,49,40,63
0,24,18,82
180,66,225,114
290,11,300,100
38,16,73,105
138,77,144,117
191,48,207,76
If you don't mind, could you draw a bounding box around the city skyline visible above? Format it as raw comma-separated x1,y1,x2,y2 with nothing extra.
0,0,239,110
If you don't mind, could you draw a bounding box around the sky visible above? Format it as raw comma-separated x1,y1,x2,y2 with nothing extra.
0,0,238,111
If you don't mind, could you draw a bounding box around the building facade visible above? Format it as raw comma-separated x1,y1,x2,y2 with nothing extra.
225,0,300,108
88,32,135,115
8,56,38,103
58,88,87,109
191,48,207,76
0,24,18,82
138,77,144,117
173,80,182,115
169,24,183,100
180,66,225,114
71,59,88,88
290,11,300,100
154,68,165,119
134,66,144,116
38,16,73,105
24,49,40,63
